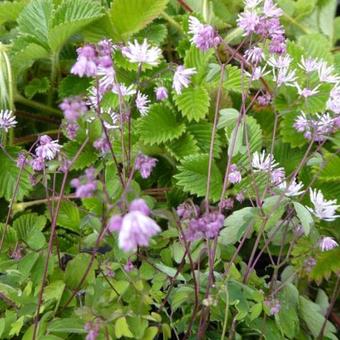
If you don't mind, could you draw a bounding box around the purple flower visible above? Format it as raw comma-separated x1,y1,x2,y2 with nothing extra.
304,257,316,273
136,91,150,116
122,39,161,66
135,154,158,179
236,192,245,203
71,167,97,198
84,322,99,340
237,11,260,36
269,34,286,54
65,121,79,140
59,97,88,121
294,112,309,132
327,84,340,114
172,65,196,95
318,236,338,251
271,167,285,185
129,198,151,216
93,136,110,154
0,110,17,132
264,298,281,315
228,164,242,184
263,0,283,17
124,259,134,272
186,211,224,241
188,16,221,51
155,86,168,101
108,215,123,233
117,199,161,252
245,47,264,64
59,159,71,173
17,152,28,168
31,157,45,171
219,198,234,210
71,45,98,77
177,202,200,220
257,93,272,106
308,189,340,221
35,135,61,160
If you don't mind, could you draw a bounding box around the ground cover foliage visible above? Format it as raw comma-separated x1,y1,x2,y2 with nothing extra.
0,0,339,339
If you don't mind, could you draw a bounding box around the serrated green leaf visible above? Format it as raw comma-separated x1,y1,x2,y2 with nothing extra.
224,65,242,92
135,23,168,45
110,0,169,40
310,247,340,282
56,201,80,232
298,33,333,63
174,154,222,201
24,77,50,98
138,103,186,145
48,0,103,52
63,141,97,170
165,133,199,160
187,121,222,157
318,153,340,182
0,147,32,201
174,86,210,122
58,76,91,99
48,318,86,334
13,213,47,241
0,1,28,25
318,0,337,40
218,108,239,129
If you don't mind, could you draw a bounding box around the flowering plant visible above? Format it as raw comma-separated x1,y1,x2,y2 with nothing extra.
0,0,339,338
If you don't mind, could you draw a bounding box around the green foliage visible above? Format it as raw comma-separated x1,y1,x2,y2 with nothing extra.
174,153,222,201
174,85,210,122
138,103,186,145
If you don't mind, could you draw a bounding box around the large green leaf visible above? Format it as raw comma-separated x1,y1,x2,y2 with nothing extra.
13,213,46,241
110,0,169,40
138,103,186,145
48,0,103,52
0,0,28,25
56,201,81,232
0,147,32,201
174,154,222,201
165,133,199,160
63,141,97,170
174,85,210,122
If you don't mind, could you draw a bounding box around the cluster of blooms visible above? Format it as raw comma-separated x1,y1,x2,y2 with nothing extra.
108,199,161,252
93,135,110,155
59,96,88,140
70,167,97,198
238,0,285,55
177,204,224,241
30,135,61,171
264,298,281,315
135,153,158,179
0,109,17,132
188,16,221,51
252,151,304,196
219,198,234,210
294,112,336,142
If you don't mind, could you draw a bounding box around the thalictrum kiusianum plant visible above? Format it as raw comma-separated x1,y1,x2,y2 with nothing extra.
0,0,339,338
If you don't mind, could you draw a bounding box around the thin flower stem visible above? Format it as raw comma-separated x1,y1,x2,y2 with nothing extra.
205,63,225,209
177,0,192,12
32,137,89,340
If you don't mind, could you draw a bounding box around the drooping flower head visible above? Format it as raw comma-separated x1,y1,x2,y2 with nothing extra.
318,236,338,252
71,45,98,77
252,150,278,171
135,154,158,178
172,65,197,95
307,189,339,221
122,39,161,66
59,96,88,121
136,91,150,116
35,135,61,160
0,110,17,132
93,136,110,155
278,178,304,197
228,164,242,184
155,86,168,101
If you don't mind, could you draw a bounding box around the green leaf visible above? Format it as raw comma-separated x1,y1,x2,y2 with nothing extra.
219,207,257,245
310,247,340,282
187,121,222,158
174,154,222,201
299,296,337,339
58,76,91,99
0,147,32,201
48,318,86,334
318,153,340,182
280,112,307,148
0,1,27,25
169,287,194,310
218,108,239,129
224,65,242,93
138,103,186,145
17,0,53,50
115,317,134,338
293,202,313,236
174,85,210,122
48,0,103,52
110,0,169,40
56,201,80,232
65,254,96,289
318,0,337,40
13,213,46,240
63,141,97,170
24,77,50,99
165,133,199,160
154,262,185,281
135,23,168,45
298,33,333,63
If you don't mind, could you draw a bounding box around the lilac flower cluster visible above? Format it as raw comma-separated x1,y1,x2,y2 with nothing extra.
135,154,158,179
107,199,161,252
264,298,281,315
228,164,242,184
238,0,285,54
84,321,99,340
177,204,224,241
71,168,97,198
188,16,221,51
93,136,110,155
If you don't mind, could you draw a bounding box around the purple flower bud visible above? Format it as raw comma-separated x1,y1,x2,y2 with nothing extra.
228,164,242,184
17,152,28,168
135,154,158,179
219,198,234,210
65,121,79,140
257,93,272,106
155,86,168,101
31,157,45,171
177,202,200,220
71,45,98,78
59,96,88,121
71,168,97,198
129,199,150,216
93,136,110,154
84,321,99,340
236,192,245,203
124,259,134,272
